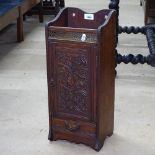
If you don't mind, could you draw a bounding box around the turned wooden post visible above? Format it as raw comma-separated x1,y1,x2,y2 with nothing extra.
55,0,60,15
60,0,65,7
39,0,44,23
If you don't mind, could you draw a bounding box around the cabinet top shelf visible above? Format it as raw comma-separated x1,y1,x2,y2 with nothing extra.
46,7,115,30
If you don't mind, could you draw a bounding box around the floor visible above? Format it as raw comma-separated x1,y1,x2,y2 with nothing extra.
0,0,155,155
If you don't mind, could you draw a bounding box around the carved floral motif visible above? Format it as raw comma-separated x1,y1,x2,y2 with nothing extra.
56,48,90,117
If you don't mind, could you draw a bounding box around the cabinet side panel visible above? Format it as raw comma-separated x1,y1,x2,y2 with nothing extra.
97,12,116,142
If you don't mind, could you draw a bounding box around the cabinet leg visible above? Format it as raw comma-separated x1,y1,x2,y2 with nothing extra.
17,7,24,42
23,14,26,21
48,129,53,141
60,0,65,7
39,0,43,23
108,132,113,137
93,139,103,152
55,0,60,15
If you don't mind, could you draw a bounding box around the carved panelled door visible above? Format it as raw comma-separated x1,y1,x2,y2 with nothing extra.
48,41,97,122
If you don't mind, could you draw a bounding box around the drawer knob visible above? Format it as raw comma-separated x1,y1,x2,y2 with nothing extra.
81,34,86,42
65,120,80,132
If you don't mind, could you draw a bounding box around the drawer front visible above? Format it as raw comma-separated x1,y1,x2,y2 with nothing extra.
52,118,96,137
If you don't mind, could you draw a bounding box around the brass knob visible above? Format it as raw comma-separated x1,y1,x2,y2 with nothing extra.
65,120,80,132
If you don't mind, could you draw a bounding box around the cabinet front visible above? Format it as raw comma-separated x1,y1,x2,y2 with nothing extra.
48,41,97,122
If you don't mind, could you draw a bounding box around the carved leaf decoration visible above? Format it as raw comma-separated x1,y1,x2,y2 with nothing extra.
56,49,90,117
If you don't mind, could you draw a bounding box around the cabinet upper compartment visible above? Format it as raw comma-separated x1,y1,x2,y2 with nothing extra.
46,7,115,29
45,7,116,43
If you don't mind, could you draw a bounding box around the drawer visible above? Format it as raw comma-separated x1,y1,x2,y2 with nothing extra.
52,118,96,135
51,118,97,147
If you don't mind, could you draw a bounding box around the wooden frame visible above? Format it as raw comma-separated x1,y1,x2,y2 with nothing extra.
109,0,155,67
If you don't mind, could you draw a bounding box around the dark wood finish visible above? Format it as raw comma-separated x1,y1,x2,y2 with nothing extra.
60,0,65,7
39,0,44,23
141,0,155,24
109,0,119,43
17,7,24,42
45,7,116,151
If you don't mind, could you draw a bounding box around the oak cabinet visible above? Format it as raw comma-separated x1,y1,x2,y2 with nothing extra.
45,7,116,151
